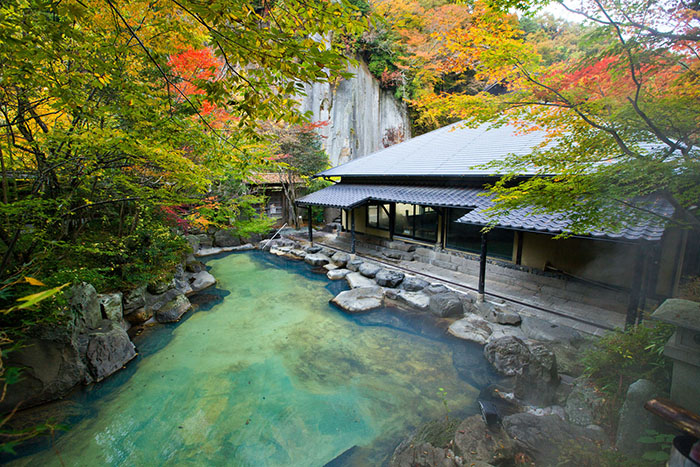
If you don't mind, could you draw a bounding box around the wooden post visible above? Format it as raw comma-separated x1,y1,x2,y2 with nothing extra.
307,206,313,245
351,208,356,254
626,242,646,328
389,203,396,241
478,232,488,301
516,231,524,265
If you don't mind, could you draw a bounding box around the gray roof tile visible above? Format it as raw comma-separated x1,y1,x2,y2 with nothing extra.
296,184,484,209
319,121,548,178
458,196,674,241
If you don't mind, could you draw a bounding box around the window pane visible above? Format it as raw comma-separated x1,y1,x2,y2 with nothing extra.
446,208,514,260
414,206,438,242
368,205,378,227
378,205,390,230
395,203,414,237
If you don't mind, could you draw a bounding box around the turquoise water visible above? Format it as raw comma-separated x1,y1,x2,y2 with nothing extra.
10,251,494,466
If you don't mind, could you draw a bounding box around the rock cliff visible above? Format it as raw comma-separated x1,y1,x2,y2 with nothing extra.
298,58,410,167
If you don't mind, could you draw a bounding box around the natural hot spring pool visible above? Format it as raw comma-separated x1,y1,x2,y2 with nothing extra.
10,250,496,466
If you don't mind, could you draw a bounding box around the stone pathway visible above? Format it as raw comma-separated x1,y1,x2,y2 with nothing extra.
294,231,625,336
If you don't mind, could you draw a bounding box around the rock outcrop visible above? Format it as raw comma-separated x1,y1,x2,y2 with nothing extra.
429,292,464,318
453,415,515,466
616,379,664,455
298,58,410,167
359,262,381,278
484,336,560,406
503,413,605,466
154,293,192,323
304,253,331,267
375,269,404,288
345,272,376,289
85,320,137,382
213,228,240,247
330,286,384,313
400,276,429,292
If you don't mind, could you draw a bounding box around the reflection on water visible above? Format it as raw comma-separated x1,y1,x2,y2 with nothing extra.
8,251,495,466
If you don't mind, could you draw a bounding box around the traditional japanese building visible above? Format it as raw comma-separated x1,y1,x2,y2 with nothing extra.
296,121,687,326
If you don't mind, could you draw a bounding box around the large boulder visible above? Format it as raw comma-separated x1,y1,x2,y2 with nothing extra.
390,442,462,467
483,335,531,376
147,290,192,323
304,253,331,267
85,320,137,382
516,341,560,406
184,234,201,252
196,233,213,248
493,308,521,326
189,271,216,293
213,229,241,247
484,336,560,405
616,379,663,455
565,378,603,427
288,248,307,260
346,258,363,272
98,293,123,323
453,415,515,465
147,278,172,295
157,294,192,323
395,291,430,311
400,276,430,292
123,285,147,314
70,283,102,330
449,315,493,345
345,272,376,289
429,292,464,318
375,269,405,288
124,307,153,325
327,269,351,280
305,245,322,254
320,247,336,257
389,418,465,467
503,413,605,466
359,262,381,278
331,251,350,268
185,256,205,273
330,286,384,313
0,327,87,412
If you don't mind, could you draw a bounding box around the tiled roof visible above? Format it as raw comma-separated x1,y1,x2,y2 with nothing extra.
298,183,673,241
296,184,484,209
458,196,675,242
249,173,302,184
319,121,548,178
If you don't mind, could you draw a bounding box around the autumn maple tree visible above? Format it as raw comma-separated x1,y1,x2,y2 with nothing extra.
0,0,367,328
412,0,700,235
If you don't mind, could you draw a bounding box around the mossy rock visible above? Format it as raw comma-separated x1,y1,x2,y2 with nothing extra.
411,417,462,449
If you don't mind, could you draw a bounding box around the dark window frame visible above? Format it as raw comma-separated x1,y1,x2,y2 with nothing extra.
393,203,438,243
445,208,514,260
366,203,391,231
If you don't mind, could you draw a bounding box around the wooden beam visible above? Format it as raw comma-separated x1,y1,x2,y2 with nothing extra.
516,231,524,265
351,209,356,254
307,207,313,245
389,203,396,241
478,233,488,297
645,398,700,439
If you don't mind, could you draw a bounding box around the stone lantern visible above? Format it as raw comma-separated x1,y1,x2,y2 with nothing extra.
651,298,700,415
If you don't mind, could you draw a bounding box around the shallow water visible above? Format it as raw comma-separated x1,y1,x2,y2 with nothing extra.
10,251,494,466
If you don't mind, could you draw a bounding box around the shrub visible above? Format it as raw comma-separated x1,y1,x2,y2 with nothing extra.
582,321,674,432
